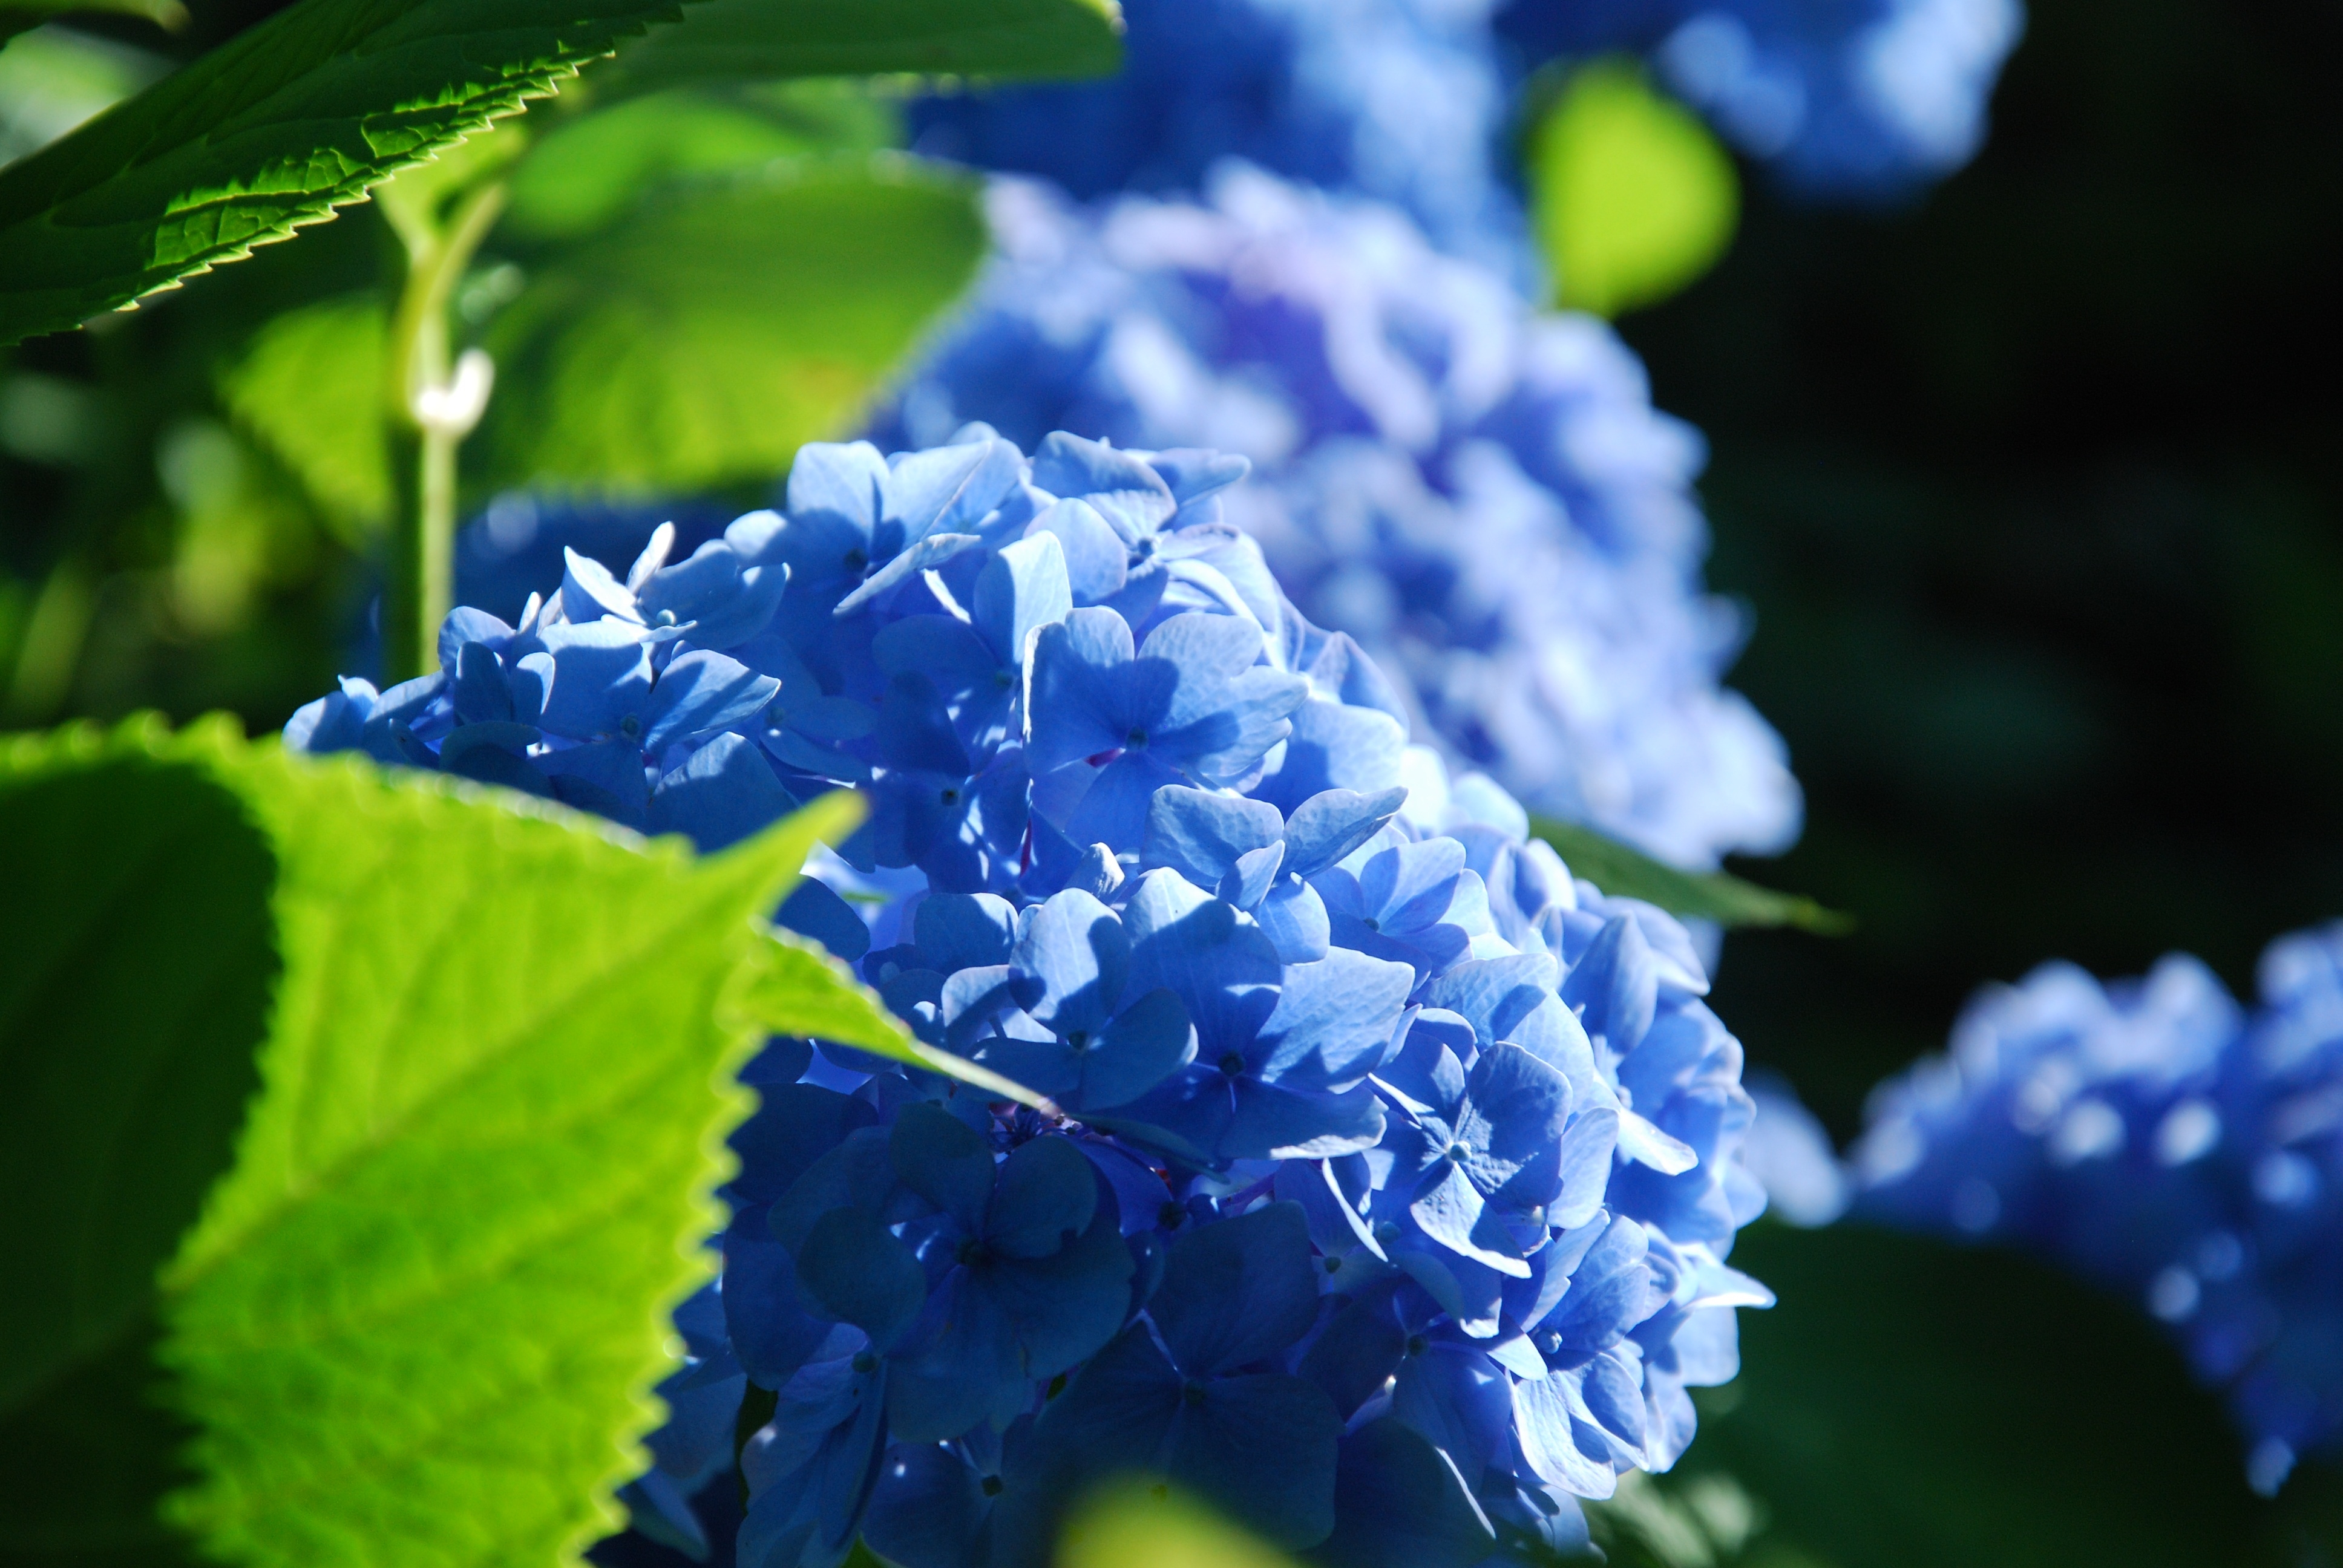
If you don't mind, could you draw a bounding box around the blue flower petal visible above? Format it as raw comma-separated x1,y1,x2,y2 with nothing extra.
1162,1371,1341,1547
975,531,1073,665
1254,946,1414,1091
889,1102,995,1232
1318,1416,1496,1568
1025,607,1139,772
1031,430,1178,542
643,648,783,753
1013,889,1129,1037
1124,869,1283,1060
1032,497,1130,606
649,732,801,852
1149,1200,1319,1376
796,1206,928,1351
986,1132,1100,1259
1142,785,1284,890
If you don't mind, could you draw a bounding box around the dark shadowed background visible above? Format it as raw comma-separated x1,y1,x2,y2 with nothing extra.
1645,0,2343,1134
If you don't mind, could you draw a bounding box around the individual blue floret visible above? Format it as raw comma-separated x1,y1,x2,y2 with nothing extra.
1498,0,2026,201
906,0,1529,281
286,429,1775,1566
872,170,1800,869
1855,923,2343,1495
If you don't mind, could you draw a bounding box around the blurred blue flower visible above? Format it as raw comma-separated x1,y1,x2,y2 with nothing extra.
1855,922,2343,1495
907,0,1528,279
1500,0,2025,201
286,430,1772,1565
873,172,1801,869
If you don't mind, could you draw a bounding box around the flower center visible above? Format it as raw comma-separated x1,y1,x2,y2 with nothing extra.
940,786,960,805
1182,1380,1207,1406
1404,1334,1427,1358
1066,1030,1090,1053
617,714,643,740
843,547,868,572
981,1475,1004,1497
1360,916,1380,932
852,1350,877,1374
1218,1051,1247,1077
1446,1142,1469,1163
1126,727,1148,746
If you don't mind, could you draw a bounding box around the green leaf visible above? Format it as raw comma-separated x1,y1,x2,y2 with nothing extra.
3,716,857,1568
600,0,1122,96
1,717,277,1568
500,81,896,241
1531,816,1850,933
216,293,392,538
0,0,707,347
478,157,985,495
1056,1478,1302,1568
740,926,1058,1111
1682,1222,2290,1567
1527,58,1739,319
0,1,185,47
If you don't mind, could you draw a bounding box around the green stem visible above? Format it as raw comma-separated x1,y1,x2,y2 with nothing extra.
382,181,508,684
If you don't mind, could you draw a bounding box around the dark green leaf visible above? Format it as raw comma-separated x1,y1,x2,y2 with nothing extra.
478,157,985,494
599,0,1122,96
0,1,184,47
0,0,707,346
1532,815,1850,933
0,717,277,1568
500,81,894,241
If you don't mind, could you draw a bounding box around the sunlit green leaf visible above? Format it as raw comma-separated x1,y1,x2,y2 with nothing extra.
602,0,1122,95
2,717,860,1568
478,157,985,495
1528,58,1738,319
0,0,702,347
1532,816,1849,933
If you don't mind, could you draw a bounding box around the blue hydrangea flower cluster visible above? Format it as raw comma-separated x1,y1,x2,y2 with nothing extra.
1853,924,2343,1495
908,0,2019,251
906,0,1529,280
287,430,1773,1566
1499,0,2026,201
872,169,1801,869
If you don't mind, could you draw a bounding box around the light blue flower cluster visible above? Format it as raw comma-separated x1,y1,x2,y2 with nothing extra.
1501,0,2025,201
908,0,2019,249
287,430,1773,1565
1853,924,2343,1495
906,0,1528,279
873,170,1801,869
